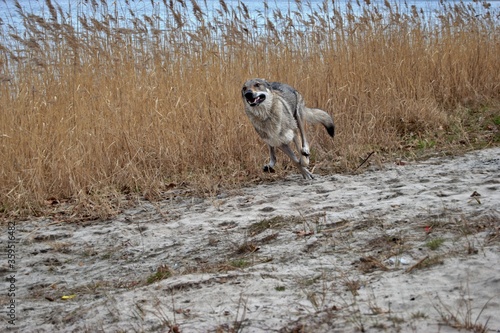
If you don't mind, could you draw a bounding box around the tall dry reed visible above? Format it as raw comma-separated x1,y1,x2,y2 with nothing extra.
1,0,499,217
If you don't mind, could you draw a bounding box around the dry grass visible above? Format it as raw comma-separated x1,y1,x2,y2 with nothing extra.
1,0,499,218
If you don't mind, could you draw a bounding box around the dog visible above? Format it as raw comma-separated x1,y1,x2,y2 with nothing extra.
241,78,334,179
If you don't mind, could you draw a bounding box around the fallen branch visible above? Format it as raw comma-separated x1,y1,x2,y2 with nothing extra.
355,151,375,171
406,255,429,273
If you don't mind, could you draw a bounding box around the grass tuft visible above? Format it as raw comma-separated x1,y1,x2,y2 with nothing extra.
147,265,173,284
426,238,445,250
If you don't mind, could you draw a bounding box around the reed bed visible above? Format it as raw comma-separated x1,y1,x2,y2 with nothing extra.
1,0,499,218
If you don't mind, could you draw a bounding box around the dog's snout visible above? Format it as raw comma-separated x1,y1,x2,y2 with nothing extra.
244,90,254,99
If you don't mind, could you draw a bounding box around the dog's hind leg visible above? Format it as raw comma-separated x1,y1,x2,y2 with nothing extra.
279,144,314,180
263,145,276,173
293,134,309,167
294,104,311,162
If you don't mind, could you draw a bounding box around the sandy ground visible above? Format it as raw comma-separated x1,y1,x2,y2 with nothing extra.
2,148,500,332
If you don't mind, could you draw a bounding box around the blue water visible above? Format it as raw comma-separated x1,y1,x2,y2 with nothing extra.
1,0,498,35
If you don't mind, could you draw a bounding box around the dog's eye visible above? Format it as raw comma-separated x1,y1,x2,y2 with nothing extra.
255,83,260,88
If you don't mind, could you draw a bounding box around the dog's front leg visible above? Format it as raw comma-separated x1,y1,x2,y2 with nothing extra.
279,144,314,180
263,145,276,173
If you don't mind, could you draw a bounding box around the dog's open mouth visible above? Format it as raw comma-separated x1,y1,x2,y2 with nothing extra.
244,92,266,107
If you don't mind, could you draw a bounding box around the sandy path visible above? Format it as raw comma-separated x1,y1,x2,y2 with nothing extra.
4,148,499,332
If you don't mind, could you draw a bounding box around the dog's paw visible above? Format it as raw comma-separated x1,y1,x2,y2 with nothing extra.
263,165,276,173
301,168,315,180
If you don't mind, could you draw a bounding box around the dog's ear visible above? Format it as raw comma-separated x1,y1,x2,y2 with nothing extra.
259,79,271,90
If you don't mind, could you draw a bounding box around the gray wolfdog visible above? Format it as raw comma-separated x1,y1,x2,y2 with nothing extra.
241,78,335,179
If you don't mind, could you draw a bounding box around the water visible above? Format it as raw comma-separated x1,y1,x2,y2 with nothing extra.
1,0,498,32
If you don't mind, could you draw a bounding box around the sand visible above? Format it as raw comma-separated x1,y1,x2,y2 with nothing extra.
4,147,500,332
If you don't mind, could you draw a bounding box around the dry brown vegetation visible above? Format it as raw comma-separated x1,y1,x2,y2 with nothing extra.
0,0,499,218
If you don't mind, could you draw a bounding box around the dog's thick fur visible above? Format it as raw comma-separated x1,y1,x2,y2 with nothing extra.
241,78,334,179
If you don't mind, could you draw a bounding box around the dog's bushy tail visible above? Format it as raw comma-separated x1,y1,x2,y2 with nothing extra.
303,108,335,137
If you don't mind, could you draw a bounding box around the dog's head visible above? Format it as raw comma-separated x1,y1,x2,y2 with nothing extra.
242,79,271,107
